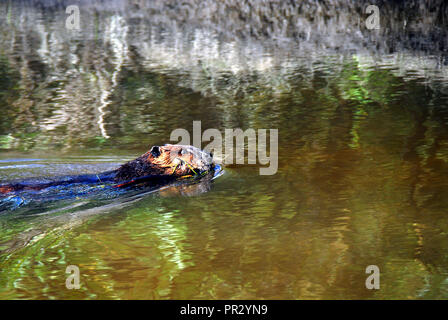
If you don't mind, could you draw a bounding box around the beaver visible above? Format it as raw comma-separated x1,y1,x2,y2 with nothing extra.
0,144,216,196
114,144,214,183
0,145,219,250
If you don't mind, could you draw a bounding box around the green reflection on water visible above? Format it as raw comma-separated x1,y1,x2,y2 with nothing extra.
1,2,448,300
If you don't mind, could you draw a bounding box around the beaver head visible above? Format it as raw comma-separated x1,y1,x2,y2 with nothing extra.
114,144,214,182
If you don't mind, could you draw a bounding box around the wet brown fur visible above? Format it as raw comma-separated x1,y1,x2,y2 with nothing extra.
114,145,212,182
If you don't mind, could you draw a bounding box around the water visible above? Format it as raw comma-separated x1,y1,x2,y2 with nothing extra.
1,1,448,299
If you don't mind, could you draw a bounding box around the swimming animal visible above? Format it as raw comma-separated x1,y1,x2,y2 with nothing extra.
0,144,219,210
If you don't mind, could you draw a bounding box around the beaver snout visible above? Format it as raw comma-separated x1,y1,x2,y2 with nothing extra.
163,144,214,174
193,150,214,172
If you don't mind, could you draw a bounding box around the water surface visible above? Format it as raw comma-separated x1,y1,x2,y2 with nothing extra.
1,1,448,299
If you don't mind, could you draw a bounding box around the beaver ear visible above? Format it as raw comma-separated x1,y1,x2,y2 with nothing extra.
150,146,161,158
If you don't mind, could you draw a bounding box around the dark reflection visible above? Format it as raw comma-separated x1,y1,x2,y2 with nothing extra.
1,0,448,299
